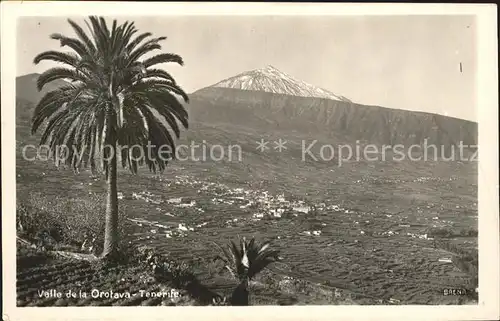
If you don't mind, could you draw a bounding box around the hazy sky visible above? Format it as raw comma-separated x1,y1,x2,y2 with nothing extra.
17,15,476,121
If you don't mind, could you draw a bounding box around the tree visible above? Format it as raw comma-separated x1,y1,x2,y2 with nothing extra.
31,16,189,260
214,237,280,305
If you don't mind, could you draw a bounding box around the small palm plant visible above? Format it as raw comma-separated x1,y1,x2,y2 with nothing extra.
214,237,280,305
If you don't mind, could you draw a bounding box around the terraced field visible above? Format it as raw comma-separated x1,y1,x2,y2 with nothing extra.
16,116,478,305
16,251,197,307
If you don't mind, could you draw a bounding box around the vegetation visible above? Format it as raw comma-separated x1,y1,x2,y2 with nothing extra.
433,238,478,295
214,237,280,305
139,248,196,287
31,16,189,260
427,226,478,238
136,247,230,305
16,192,128,256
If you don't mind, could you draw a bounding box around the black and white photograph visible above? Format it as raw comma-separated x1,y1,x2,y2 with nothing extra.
1,2,499,321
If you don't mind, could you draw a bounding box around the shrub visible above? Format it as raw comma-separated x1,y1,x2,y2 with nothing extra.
17,202,65,247
16,192,128,255
427,227,478,239
136,247,237,305
138,248,197,288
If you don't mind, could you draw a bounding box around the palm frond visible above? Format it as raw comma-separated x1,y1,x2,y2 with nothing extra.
214,237,280,282
142,53,184,68
36,67,89,91
33,51,81,68
126,36,166,63
49,33,89,58
67,18,97,55
31,83,84,133
141,68,177,84
138,79,189,103
126,32,153,52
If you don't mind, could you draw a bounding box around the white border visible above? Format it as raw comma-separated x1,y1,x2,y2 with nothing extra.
1,2,498,321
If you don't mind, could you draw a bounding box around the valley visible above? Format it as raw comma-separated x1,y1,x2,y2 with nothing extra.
15,68,478,305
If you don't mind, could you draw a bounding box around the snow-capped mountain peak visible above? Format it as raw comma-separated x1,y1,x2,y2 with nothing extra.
210,65,351,102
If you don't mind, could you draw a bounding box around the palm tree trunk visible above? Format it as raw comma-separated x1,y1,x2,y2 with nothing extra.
102,142,119,259
230,278,249,306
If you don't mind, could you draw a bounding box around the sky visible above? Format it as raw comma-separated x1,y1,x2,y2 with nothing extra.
17,15,477,121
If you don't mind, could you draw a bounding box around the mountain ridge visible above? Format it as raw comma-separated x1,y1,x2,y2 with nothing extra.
190,87,477,149
15,73,478,152
15,72,477,123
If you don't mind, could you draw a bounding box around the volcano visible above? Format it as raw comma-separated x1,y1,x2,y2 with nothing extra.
210,65,351,102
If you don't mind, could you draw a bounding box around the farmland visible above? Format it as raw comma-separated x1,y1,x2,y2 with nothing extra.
16,115,478,306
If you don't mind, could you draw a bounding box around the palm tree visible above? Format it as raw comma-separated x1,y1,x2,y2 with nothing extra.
31,16,189,260
214,237,280,305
